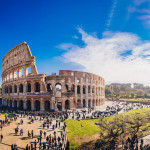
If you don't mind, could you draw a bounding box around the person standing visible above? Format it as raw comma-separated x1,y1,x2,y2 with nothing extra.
1,134,3,142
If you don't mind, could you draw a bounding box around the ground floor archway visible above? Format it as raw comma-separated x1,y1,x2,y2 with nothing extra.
77,99,82,108
83,99,86,108
35,100,40,111
45,100,50,111
27,100,31,110
19,100,24,110
65,100,70,110
88,99,91,108
14,100,17,108
10,100,12,108
57,101,62,111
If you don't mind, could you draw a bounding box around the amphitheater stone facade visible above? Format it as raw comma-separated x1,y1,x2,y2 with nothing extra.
1,42,105,111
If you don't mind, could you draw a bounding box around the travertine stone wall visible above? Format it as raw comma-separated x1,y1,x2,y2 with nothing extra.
2,42,105,111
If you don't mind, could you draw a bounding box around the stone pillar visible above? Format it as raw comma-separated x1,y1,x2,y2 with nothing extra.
31,81,34,93
40,98,44,111
17,68,20,79
17,83,19,95
24,82,27,95
51,97,55,110
23,66,28,77
62,100,65,111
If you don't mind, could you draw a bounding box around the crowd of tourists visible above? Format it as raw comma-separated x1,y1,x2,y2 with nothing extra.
0,101,150,149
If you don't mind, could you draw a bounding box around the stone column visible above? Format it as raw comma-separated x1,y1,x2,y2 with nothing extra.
40,98,44,111
17,83,19,95
24,82,27,95
31,81,34,93
17,100,19,108
23,100,27,110
23,66,28,77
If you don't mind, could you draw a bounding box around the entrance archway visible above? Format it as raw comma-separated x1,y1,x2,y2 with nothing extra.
14,100,17,108
77,99,81,108
57,101,62,111
27,100,31,110
65,100,70,110
10,100,12,108
88,99,91,108
19,100,24,110
45,100,50,111
83,99,86,108
35,100,40,111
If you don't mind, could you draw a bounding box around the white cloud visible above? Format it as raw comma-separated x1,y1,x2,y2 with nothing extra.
60,28,150,85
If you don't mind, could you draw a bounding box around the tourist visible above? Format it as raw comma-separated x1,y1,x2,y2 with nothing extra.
1,134,3,142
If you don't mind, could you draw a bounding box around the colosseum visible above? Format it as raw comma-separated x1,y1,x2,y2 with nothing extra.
1,42,105,111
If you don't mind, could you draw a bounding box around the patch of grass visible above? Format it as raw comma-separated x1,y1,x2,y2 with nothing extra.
66,108,150,149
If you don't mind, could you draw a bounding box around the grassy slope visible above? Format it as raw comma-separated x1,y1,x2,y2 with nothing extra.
66,108,150,150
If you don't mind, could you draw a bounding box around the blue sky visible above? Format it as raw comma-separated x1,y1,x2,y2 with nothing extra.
1,0,150,85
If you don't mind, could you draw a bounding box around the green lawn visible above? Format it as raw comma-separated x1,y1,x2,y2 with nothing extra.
66,108,150,150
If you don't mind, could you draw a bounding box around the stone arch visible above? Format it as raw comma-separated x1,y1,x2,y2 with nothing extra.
65,100,70,110
57,101,62,111
77,99,81,108
19,84,23,93
47,83,52,92
35,82,40,92
9,86,12,93
55,83,62,91
27,83,31,92
83,99,86,108
77,85,80,94
45,100,50,111
35,100,40,111
14,85,17,93
88,99,91,108
83,85,86,94
10,100,12,108
19,100,24,110
14,100,17,108
88,85,91,93
26,100,31,110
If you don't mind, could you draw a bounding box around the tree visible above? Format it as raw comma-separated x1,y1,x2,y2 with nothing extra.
131,92,135,98
136,89,144,97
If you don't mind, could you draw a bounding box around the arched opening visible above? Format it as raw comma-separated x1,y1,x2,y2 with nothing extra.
7,100,9,106
26,100,31,110
92,87,94,93
35,82,40,92
14,85,17,93
47,83,52,92
88,86,91,93
35,100,40,111
77,99,81,108
10,100,12,108
57,101,62,111
9,86,12,93
96,99,98,106
83,99,86,108
65,100,70,110
27,83,31,92
92,100,94,107
14,100,17,108
6,86,8,93
66,84,68,91
99,99,101,106
45,100,50,111
19,84,23,93
77,85,80,94
83,86,86,94
88,99,91,108
19,100,24,110
71,84,75,92
55,83,61,91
